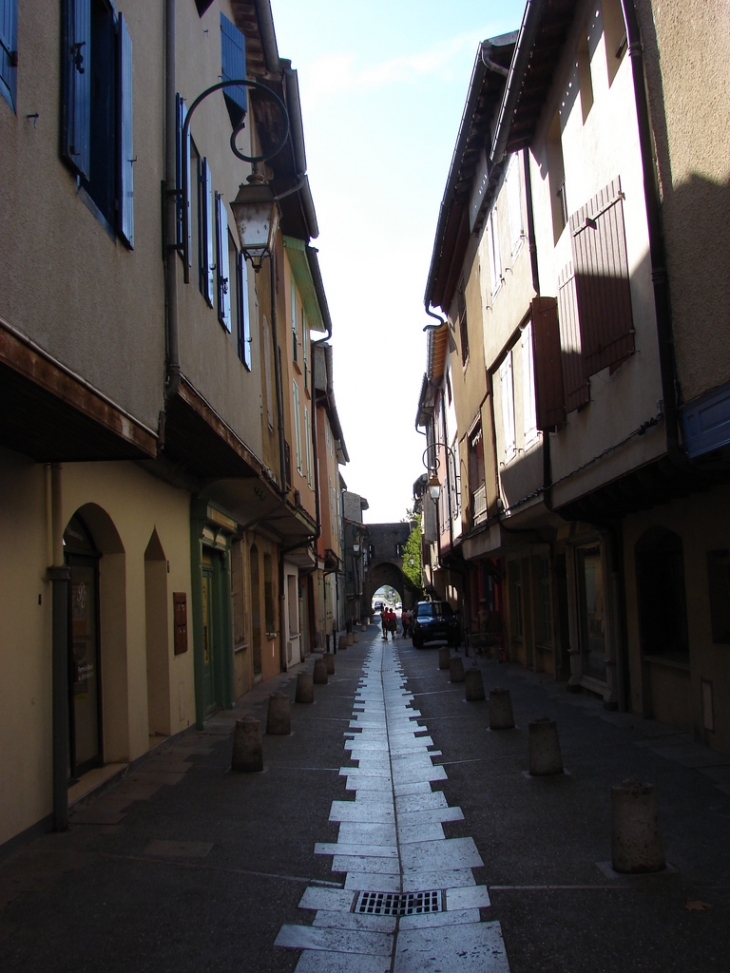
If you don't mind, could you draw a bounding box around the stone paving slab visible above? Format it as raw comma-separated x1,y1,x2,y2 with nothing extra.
344,871,402,892
275,923,393,955
331,855,401,874
399,908,481,930
313,911,397,933
294,950,391,973
393,921,509,973
315,842,398,859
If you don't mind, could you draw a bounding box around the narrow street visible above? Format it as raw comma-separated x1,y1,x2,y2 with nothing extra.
1,628,728,972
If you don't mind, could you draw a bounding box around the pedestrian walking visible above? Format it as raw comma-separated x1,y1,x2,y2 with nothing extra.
401,608,412,639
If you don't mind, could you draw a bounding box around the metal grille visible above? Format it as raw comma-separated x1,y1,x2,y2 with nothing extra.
355,890,442,917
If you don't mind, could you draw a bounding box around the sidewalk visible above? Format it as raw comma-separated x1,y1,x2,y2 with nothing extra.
0,627,728,972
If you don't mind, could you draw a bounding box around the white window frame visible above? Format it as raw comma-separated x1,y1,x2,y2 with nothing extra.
293,380,302,473
487,208,503,297
500,352,516,462
522,322,538,446
506,154,525,258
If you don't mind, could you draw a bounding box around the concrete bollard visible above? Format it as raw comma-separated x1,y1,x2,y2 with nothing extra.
313,659,328,685
266,693,291,735
323,651,335,675
488,687,514,727
528,717,563,775
438,647,451,670
361,623,367,632
346,632,354,646
353,632,360,643
465,667,486,701
338,634,348,651
231,716,263,772
449,657,465,683
295,671,314,704
611,777,665,873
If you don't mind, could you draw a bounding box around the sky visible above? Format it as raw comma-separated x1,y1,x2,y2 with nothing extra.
270,0,528,523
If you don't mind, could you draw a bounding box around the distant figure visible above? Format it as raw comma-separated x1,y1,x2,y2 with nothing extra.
401,608,412,639
383,607,397,641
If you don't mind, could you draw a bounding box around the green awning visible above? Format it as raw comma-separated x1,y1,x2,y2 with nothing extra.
283,236,326,333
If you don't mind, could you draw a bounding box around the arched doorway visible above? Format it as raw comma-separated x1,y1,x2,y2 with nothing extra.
64,514,103,778
145,529,170,743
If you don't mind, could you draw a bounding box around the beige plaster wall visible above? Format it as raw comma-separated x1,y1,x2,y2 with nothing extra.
0,450,52,847
623,484,730,752
529,0,665,505
639,0,730,402
0,453,195,848
0,0,166,431
175,0,266,461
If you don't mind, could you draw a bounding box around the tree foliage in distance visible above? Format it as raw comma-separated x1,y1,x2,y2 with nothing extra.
402,514,423,593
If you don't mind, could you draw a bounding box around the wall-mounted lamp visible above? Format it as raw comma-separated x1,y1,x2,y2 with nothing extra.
427,472,441,501
421,442,460,506
176,78,290,282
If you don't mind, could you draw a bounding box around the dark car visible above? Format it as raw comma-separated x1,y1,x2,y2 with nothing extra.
411,600,460,648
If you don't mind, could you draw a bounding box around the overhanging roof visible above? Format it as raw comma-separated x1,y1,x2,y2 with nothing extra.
283,236,328,334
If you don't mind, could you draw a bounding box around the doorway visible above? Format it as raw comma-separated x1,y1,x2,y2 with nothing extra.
64,515,103,779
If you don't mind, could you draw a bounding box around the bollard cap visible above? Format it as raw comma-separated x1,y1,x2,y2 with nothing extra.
613,776,653,796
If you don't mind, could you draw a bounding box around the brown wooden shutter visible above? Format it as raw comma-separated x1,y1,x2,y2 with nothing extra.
557,263,590,412
531,297,566,430
570,177,635,376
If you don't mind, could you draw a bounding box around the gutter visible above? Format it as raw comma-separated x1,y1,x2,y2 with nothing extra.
282,65,320,240
308,247,332,342
620,0,681,463
253,0,280,73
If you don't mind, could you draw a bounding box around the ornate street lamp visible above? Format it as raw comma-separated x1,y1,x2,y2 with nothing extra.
177,78,290,282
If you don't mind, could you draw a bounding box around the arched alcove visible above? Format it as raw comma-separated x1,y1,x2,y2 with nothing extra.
68,503,129,764
145,529,170,741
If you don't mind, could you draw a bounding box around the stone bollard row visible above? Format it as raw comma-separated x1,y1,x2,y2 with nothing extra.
465,666,486,701
323,651,335,674
449,656,465,683
266,693,291,735
612,777,665,873
231,716,263,772
338,634,347,652
489,687,514,729
295,671,314,704
528,717,563,775
313,658,328,684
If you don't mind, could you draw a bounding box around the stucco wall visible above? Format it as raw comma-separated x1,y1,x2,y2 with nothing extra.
0,0,166,432
637,0,730,403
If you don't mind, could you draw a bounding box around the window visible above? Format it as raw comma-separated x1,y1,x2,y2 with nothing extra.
304,405,313,488
302,310,309,389
522,323,538,445
499,352,516,462
237,252,252,369
602,0,627,86
293,380,302,473
195,0,215,15
62,0,134,245
1,0,18,112
177,96,192,266
457,280,469,365
486,209,503,296
291,280,299,363
707,550,730,645
220,13,247,127
200,159,214,307
547,110,566,243
263,316,274,429
215,193,231,332
506,155,524,257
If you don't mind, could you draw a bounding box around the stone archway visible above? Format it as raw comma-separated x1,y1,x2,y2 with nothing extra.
366,561,405,611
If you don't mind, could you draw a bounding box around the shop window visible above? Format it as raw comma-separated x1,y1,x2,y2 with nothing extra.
635,528,689,663
707,550,730,645
577,544,607,679
532,552,553,646
62,0,134,245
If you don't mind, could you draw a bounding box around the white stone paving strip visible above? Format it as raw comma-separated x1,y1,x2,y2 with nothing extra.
274,642,510,973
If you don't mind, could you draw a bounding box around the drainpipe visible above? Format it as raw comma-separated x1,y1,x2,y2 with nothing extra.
620,0,680,461
164,0,181,399
47,463,70,831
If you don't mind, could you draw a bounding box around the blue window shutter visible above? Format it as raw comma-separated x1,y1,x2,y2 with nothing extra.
220,13,246,125
0,0,18,112
175,94,191,261
238,252,252,370
117,13,134,248
61,0,91,178
202,159,214,307
216,193,232,332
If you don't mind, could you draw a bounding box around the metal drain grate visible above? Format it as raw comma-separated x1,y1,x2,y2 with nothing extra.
355,890,442,917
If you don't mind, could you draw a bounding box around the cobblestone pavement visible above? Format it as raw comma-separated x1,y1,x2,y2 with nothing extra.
0,625,728,972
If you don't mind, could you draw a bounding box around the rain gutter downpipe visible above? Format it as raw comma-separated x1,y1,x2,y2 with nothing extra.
164,0,181,400
619,0,681,462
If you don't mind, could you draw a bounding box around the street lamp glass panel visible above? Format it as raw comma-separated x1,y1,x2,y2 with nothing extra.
230,182,280,266
428,474,440,501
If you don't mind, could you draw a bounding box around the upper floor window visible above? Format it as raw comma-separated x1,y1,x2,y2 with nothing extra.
291,279,299,363
499,352,516,462
302,310,309,389
293,379,302,474
0,0,18,112
547,109,567,243
522,323,538,446
506,156,524,258
602,0,627,87
486,208,503,296
62,0,134,246
237,253,252,370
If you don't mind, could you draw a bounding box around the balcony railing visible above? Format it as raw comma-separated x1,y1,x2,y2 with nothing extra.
472,484,487,525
